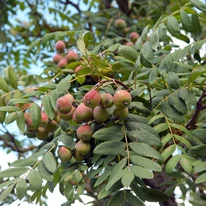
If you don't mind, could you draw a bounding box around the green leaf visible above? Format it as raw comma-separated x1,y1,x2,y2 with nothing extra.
16,111,26,133
118,45,138,62
0,177,20,189
191,14,202,40
167,16,180,36
42,95,55,120
130,182,145,201
121,168,134,188
56,77,71,97
174,134,192,148
37,161,53,181
153,123,168,134
84,31,94,47
188,67,206,84
0,184,15,202
167,72,180,89
56,134,75,150
161,144,176,162
5,112,18,124
130,165,154,179
195,173,206,184
180,9,193,32
180,155,192,174
11,157,37,167
8,98,32,106
94,166,112,187
50,89,58,110
16,178,27,200
193,161,206,173
149,68,156,85
77,35,87,56
42,152,57,173
93,125,124,142
0,106,21,112
108,191,125,206
30,103,41,128
141,41,154,63
188,145,206,156
130,155,162,172
8,66,18,89
0,167,29,177
106,170,124,190
141,25,149,42
191,0,206,12
129,142,163,160
178,88,196,105
165,154,181,173
27,169,42,190
93,141,126,155
149,31,159,50
0,75,9,92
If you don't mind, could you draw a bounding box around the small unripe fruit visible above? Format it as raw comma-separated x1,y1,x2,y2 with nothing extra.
46,120,58,133
36,126,48,140
113,90,132,109
53,54,63,64
100,93,113,108
66,50,78,63
58,58,67,69
55,40,66,53
114,19,126,30
76,140,91,155
113,107,129,120
58,146,72,162
76,124,93,142
93,106,110,123
83,90,101,109
56,95,72,114
101,68,114,78
58,106,75,121
41,112,49,126
74,149,86,161
75,103,93,123
129,32,140,43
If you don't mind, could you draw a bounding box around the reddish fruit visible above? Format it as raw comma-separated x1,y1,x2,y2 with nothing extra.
125,42,134,46
93,106,110,123
114,19,126,30
53,54,63,64
75,103,93,123
72,111,81,124
57,58,67,69
76,124,93,142
58,146,72,162
41,112,49,126
129,32,140,43
76,140,91,155
83,90,101,109
64,93,74,103
113,107,129,120
36,126,48,140
100,93,113,108
25,114,36,131
55,40,66,53
113,90,132,109
66,50,78,63
58,106,75,121
56,95,72,114
74,65,82,74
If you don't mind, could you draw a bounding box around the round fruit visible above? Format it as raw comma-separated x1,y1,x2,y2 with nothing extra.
74,149,86,161
53,54,63,64
56,95,72,114
58,58,67,69
45,120,58,133
74,65,82,74
55,40,66,53
83,90,101,109
93,106,110,123
66,50,78,63
58,146,72,162
114,19,126,30
75,103,93,123
100,93,113,108
125,42,134,46
75,140,91,155
113,107,129,120
41,112,49,126
36,126,48,140
76,124,93,142
129,32,140,43
113,90,132,109
58,106,75,121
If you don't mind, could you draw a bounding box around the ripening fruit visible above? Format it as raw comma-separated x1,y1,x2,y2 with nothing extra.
125,42,134,47
58,146,72,162
100,93,113,108
114,19,126,30
66,50,78,63
74,149,86,161
36,126,48,140
64,93,74,103
58,106,75,121
113,90,132,109
129,32,140,43
76,124,93,142
74,65,82,74
56,95,72,114
45,120,58,133
83,90,101,109
75,140,91,155
55,40,66,53
25,114,36,131
93,106,110,123
113,107,129,120
72,111,81,124
58,58,67,69
75,103,93,123
41,112,49,126
53,54,63,64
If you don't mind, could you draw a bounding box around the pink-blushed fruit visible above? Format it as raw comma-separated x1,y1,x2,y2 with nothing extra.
75,140,91,155
56,95,72,114
25,114,36,131
76,124,93,142
66,50,78,63
114,19,126,30
125,42,134,46
64,93,74,103
58,146,72,162
36,126,48,140
58,58,67,69
100,93,113,108
113,107,129,120
55,40,66,53
53,54,63,64
113,90,132,109
72,111,81,124
58,106,75,121
74,149,86,161
75,103,93,123
129,32,140,43
74,65,82,74
93,106,110,123
41,112,49,126
83,90,101,109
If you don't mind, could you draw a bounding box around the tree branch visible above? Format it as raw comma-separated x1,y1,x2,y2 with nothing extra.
59,0,81,13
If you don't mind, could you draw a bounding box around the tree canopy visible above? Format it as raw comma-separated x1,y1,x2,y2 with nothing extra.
0,0,206,205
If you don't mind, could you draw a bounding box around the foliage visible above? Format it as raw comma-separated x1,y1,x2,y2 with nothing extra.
0,0,206,205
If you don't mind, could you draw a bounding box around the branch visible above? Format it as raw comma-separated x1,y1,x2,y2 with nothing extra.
116,0,129,14
59,0,81,13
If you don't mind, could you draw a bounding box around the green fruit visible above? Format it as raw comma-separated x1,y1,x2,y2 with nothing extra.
75,140,91,155
114,19,126,30
93,106,110,123
113,107,129,120
100,93,113,108
58,146,72,162
74,149,86,161
76,124,93,142
36,126,48,140
83,90,101,109
75,103,93,123
46,120,58,133
113,90,132,109
56,95,72,114
55,40,66,53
